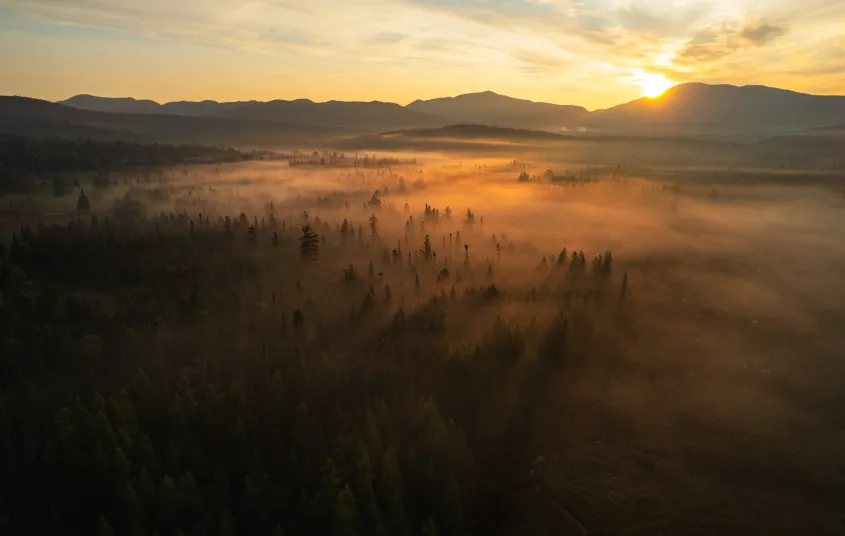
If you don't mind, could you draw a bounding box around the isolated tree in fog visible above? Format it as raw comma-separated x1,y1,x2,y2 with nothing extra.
602,252,613,279
422,234,432,260
340,218,351,245
620,272,628,300
557,248,568,265
369,213,379,239
299,225,320,261
76,189,90,212
293,309,304,335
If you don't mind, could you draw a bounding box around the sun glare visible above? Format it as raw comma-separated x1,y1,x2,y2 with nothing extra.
640,73,673,99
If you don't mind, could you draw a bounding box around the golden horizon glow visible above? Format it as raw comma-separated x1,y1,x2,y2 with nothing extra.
0,1,844,109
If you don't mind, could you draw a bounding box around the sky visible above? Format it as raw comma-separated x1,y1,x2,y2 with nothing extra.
0,0,843,110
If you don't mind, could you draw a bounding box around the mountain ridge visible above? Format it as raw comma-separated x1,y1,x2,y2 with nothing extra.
587,83,845,132
0,82,840,145
57,82,845,134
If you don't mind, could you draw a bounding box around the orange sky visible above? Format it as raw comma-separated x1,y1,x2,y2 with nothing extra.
1,0,843,109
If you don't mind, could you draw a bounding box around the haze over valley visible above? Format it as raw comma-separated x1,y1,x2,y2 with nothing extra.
2,1,845,535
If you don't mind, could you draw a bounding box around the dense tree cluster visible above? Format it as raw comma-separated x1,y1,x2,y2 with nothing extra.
0,177,630,536
0,135,247,182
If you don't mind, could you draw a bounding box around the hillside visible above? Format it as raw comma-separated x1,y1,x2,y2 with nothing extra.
18,83,845,143
62,94,161,114
407,91,587,131
219,99,445,129
0,97,355,147
60,95,445,130
587,83,845,133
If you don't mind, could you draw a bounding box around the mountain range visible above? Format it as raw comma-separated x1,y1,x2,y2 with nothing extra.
1,83,844,147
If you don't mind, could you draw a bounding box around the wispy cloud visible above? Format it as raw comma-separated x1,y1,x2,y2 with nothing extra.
675,19,789,65
372,32,407,44
511,49,571,74
0,0,843,105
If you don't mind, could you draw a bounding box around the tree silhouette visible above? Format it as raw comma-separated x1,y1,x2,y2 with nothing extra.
620,271,628,300
299,225,320,261
293,309,305,335
76,189,90,212
422,234,432,261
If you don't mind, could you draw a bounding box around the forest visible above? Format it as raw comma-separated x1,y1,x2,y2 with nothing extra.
0,136,249,177
1,139,845,536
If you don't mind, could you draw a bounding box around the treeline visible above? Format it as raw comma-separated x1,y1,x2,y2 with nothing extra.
0,193,628,536
0,135,248,176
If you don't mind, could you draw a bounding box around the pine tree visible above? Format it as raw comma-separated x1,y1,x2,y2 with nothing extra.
340,218,350,245
97,514,115,536
422,234,432,260
77,189,91,212
620,271,628,300
293,309,305,335
602,251,613,278
557,248,568,265
219,509,236,536
420,517,440,536
158,473,180,532
333,486,359,536
299,225,320,261
369,213,379,239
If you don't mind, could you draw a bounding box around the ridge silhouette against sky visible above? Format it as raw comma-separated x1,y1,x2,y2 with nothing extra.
0,0,843,110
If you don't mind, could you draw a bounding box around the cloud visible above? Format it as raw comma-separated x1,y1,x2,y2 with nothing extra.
0,0,359,55
372,32,406,44
740,21,788,45
1,0,843,107
675,19,789,65
511,49,571,74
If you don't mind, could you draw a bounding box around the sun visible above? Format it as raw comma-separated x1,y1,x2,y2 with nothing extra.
640,73,673,98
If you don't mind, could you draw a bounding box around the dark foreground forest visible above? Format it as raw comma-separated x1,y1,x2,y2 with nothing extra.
1,193,625,536
2,139,845,536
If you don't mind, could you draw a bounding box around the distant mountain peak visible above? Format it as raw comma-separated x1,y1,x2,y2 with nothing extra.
405,90,587,131
587,82,845,132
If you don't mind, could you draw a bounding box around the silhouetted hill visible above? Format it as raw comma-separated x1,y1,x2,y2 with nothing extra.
587,83,845,133
159,100,257,116
20,83,845,144
219,99,444,129
0,96,356,147
335,124,741,153
62,94,161,114
60,95,444,129
62,95,260,117
386,124,570,140
1,96,100,121
407,91,587,131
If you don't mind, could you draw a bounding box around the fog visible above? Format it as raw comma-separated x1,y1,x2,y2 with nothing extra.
6,142,845,535
120,149,845,433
